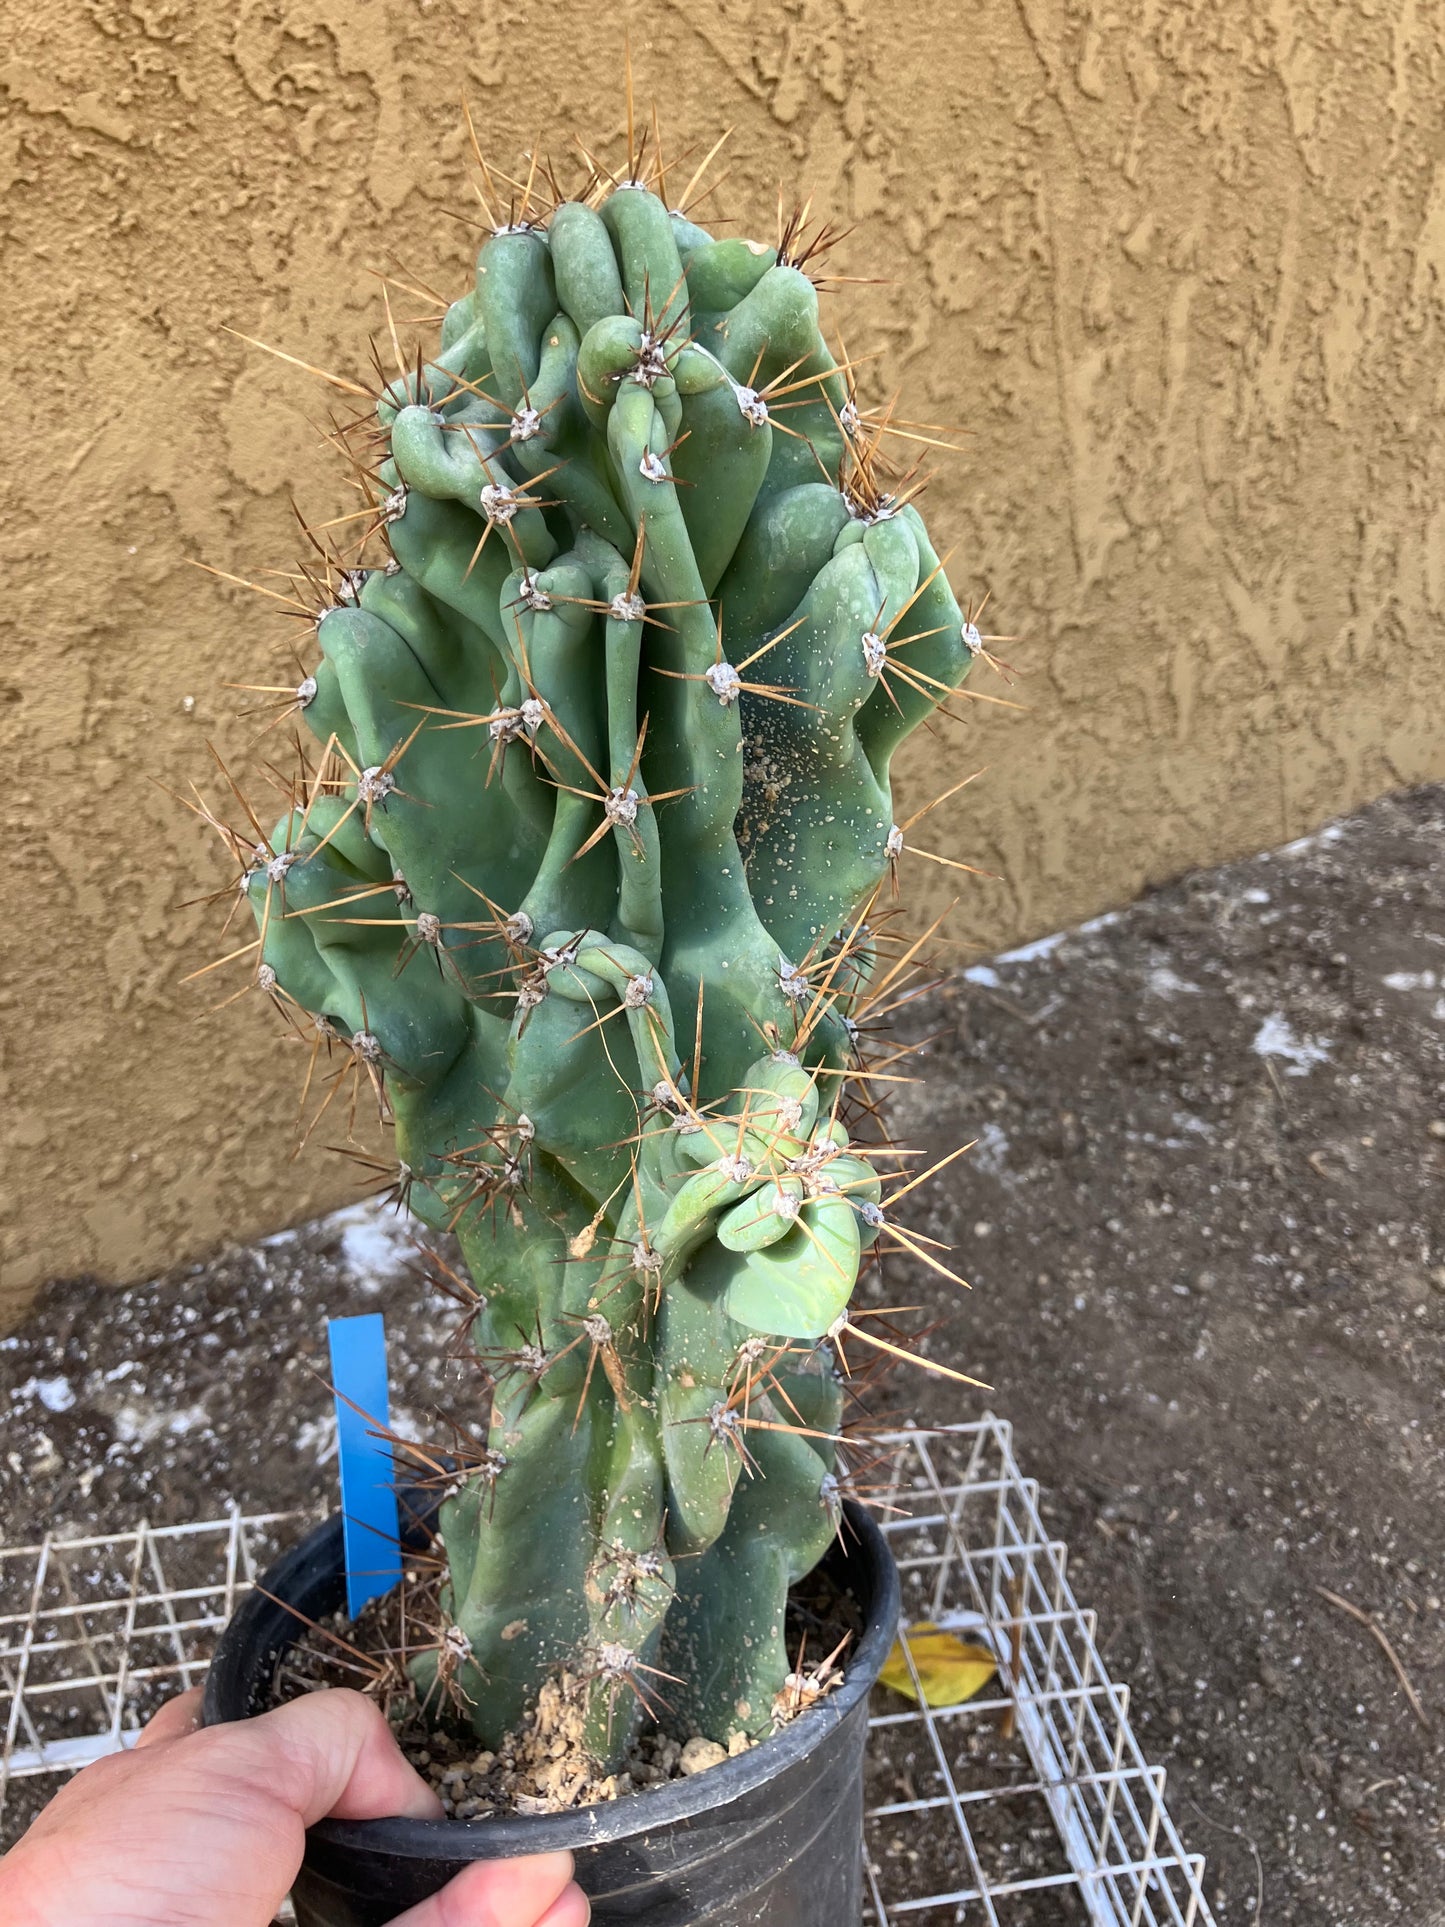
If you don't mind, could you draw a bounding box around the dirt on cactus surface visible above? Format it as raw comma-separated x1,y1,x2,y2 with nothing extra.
3,781,1444,1926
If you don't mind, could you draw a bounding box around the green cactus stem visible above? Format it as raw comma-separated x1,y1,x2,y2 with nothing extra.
219,149,982,1771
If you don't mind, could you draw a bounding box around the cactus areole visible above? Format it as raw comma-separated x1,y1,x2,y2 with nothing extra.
214,155,981,1775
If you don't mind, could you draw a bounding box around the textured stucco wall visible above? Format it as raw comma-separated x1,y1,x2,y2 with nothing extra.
3,0,1442,1320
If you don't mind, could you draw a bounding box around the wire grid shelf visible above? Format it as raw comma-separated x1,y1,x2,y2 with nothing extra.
868,1420,1213,1924
0,1509,315,1814
0,1420,1215,1924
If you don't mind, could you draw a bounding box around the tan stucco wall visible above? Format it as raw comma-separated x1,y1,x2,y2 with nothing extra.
3,1,1442,1321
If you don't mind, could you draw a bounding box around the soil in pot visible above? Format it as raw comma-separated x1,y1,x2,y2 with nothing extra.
272,1527,868,1817
205,1496,899,1927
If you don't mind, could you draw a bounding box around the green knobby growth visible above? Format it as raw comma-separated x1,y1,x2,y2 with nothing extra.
217,154,985,1770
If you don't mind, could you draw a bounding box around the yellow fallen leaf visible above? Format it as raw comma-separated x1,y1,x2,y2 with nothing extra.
878,1622,997,1707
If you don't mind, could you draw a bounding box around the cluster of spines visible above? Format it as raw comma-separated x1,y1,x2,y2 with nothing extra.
186,93,1016,1768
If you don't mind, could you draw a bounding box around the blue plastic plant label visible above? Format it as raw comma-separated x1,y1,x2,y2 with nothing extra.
326,1312,402,1619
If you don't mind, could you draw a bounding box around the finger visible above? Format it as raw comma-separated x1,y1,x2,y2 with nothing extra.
135,1685,204,1749
250,1689,445,1825
385,1852,582,1927
534,1884,592,1927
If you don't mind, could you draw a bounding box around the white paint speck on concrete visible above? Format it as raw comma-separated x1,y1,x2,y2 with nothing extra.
1382,970,1438,993
969,1122,1011,1178
994,931,1067,966
1147,967,1201,997
295,1414,340,1466
985,910,1122,972
326,1200,416,1294
1251,1012,1332,1076
1275,821,1346,859
110,1401,210,1446
12,1375,76,1414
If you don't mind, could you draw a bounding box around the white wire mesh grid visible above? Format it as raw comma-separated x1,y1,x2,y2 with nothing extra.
0,1510,314,1806
0,1420,1216,1924
868,1419,1214,1924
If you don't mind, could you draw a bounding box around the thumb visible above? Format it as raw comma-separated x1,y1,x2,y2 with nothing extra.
135,1684,204,1749
228,1688,444,1825
385,1855,589,1927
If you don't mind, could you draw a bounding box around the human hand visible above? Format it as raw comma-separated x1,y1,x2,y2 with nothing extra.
0,1685,590,1927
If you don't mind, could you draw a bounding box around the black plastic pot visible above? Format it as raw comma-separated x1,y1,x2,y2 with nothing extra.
203,1495,899,1927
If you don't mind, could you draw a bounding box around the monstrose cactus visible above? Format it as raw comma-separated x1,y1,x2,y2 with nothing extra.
213,137,985,1772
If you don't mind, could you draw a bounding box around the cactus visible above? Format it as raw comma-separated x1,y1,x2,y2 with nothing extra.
210,133,989,1771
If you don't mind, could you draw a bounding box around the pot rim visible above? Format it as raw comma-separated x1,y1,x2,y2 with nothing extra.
204,1496,899,1860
